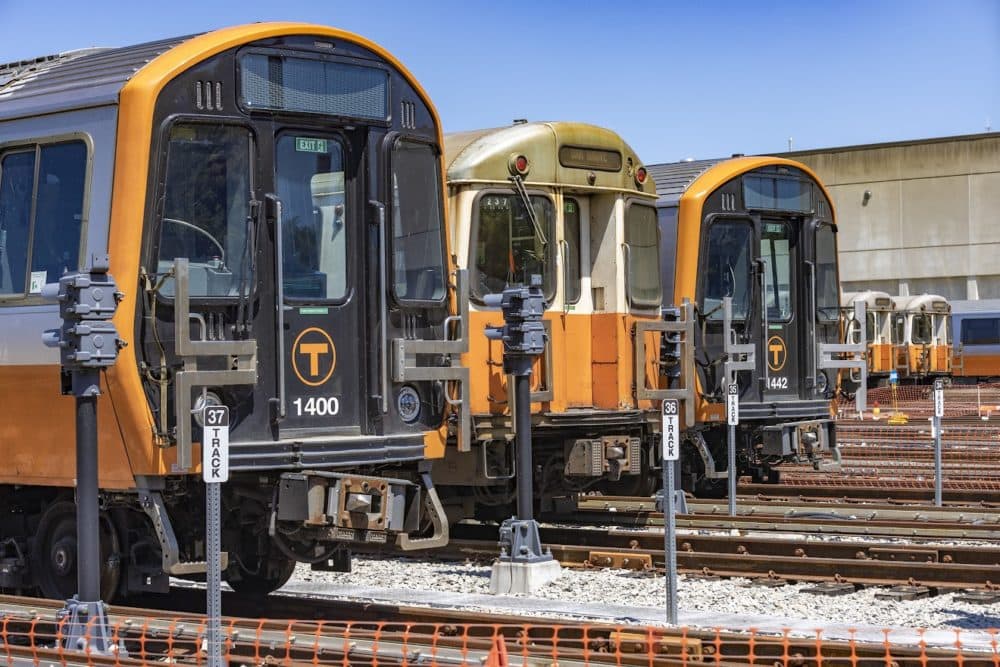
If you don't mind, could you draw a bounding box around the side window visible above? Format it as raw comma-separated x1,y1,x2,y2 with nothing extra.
624,202,661,308
390,139,446,303
702,221,752,320
0,141,87,299
866,313,876,342
472,193,555,302
962,318,1000,345
563,198,581,304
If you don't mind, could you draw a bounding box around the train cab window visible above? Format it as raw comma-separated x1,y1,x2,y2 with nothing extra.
893,314,906,344
472,193,555,302
703,221,751,319
912,314,932,344
815,225,839,321
390,139,446,303
0,141,86,299
624,203,661,308
276,134,347,301
866,313,877,343
159,124,253,298
761,222,792,321
563,198,582,304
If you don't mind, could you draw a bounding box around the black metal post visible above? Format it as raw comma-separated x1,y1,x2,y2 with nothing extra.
75,380,101,603
514,372,533,521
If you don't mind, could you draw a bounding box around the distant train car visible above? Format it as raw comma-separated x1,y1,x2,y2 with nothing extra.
842,290,895,384
433,122,664,515
951,299,1000,381
891,294,951,381
0,23,465,600
650,158,849,493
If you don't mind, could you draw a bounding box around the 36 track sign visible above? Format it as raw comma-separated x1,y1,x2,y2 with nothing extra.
661,399,680,462
202,406,230,483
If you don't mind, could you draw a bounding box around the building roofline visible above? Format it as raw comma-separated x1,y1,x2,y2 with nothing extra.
777,131,1000,158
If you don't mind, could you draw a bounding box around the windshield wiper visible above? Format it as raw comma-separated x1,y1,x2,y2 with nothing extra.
235,198,259,337
508,173,547,245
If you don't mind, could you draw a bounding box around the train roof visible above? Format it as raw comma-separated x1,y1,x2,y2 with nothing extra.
841,290,894,309
892,294,950,313
950,299,1000,315
0,37,189,121
646,156,829,209
645,159,725,206
443,121,655,196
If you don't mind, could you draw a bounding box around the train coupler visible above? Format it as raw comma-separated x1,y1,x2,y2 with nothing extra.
760,419,832,459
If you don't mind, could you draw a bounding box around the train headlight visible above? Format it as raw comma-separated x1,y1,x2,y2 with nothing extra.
193,391,223,428
815,371,829,395
397,386,421,423
634,166,648,186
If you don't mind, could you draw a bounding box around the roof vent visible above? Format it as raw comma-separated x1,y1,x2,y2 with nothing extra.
731,153,744,158
512,118,528,125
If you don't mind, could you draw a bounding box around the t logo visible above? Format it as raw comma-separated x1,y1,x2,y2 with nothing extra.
291,327,337,386
767,335,787,372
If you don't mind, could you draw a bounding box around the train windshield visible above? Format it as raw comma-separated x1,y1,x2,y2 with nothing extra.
158,124,253,298
815,225,839,321
702,221,751,319
276,135,348,301
625,203,661,308
390,140,446,303
912,314,932,344
761,222,792,321
472,193,555,301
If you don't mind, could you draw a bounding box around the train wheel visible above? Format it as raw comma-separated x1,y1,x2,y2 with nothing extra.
227,556,296,596
33,502,121,601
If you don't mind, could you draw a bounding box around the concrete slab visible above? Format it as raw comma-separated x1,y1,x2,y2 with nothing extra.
276,581,1000,653
489,558,562,595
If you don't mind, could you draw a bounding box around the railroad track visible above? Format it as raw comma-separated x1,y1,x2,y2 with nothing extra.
435,523,1000,592
0,592,981,666
737,481,1000,504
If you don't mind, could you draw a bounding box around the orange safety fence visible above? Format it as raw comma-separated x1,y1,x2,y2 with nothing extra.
1,613,999,666
838,384,1000,421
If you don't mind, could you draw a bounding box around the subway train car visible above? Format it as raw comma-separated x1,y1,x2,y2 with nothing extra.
650,158,854,493
433,122,667,516
0,23,466,600
950,299,1000,381
842,290,895,386
891,294,951,381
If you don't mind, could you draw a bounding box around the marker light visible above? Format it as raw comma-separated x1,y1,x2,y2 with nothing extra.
634,166,648,186
509,154,530,176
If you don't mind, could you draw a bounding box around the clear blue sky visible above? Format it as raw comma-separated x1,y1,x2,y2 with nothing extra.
1,1,997,161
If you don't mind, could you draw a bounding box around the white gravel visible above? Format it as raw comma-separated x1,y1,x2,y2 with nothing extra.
288,556,1000,632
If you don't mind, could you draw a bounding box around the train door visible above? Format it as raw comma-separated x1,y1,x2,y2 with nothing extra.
757,219,800,399
269,130,365,435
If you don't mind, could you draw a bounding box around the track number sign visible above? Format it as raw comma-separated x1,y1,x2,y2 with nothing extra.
933,380,944,418
202,405,230,483
661,399,680,461
727,383,739,426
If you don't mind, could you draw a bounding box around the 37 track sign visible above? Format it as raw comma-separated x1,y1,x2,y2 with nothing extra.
661,399,680,462
202,405,230,483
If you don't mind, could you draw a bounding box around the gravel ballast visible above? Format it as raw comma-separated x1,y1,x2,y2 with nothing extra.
288,556,1000,633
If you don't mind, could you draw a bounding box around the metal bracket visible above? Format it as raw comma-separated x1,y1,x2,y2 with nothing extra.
820,300,868,413
395,471,450,551
137,488,226,575
635,300,695,427
722,297,755,391
172,258,257,471
392,269,471,451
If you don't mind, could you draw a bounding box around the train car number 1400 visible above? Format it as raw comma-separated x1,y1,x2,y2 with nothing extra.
293,396,341,417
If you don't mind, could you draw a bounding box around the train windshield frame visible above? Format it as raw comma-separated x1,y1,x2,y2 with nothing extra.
743,173,812,213
156,122,255,299
388,137,448,305
624,201,661,309
470,191,555,303
701,218,752,320
814,223,839,322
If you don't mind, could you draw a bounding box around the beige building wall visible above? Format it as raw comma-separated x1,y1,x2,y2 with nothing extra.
782,133,1000,300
